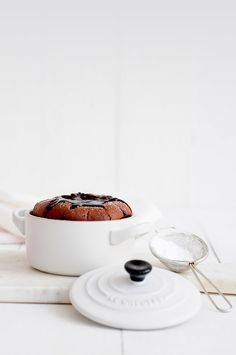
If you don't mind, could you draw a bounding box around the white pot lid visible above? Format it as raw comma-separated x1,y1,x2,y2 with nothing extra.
70,260,201,330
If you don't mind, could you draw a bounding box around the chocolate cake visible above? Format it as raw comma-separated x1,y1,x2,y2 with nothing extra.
31,193,132,221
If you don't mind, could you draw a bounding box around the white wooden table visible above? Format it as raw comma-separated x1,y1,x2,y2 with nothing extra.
0,209,235,355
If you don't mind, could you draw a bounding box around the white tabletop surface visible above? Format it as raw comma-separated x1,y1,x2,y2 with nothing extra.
0,208,236,355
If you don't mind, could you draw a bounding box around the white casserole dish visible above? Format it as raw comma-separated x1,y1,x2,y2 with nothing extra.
13,199,161,276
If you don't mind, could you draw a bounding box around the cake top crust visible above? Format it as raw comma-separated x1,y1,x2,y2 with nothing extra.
45,192,127,212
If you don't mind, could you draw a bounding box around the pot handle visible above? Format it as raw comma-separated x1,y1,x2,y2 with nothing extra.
109,222,154,246
12,208,26,236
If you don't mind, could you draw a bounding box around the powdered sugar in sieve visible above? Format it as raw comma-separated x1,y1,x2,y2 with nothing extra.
150,232,204,263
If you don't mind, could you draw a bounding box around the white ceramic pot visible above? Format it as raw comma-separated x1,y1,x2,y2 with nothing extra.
12,200,161,276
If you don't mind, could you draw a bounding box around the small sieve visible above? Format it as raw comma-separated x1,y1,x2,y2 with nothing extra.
149,228,232,313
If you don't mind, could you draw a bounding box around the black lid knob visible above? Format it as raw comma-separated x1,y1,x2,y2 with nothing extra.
124,260,152,282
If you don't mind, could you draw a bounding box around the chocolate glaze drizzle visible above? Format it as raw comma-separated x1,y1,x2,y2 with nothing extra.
45,192,126,213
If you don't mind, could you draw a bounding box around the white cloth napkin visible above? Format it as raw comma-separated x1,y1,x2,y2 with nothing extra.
0,227,24,244
0,191,38,242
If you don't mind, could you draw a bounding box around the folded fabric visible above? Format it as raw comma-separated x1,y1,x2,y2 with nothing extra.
0,227,24,244
0,191,39,242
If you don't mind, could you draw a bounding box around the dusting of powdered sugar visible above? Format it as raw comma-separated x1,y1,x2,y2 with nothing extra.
151,236,196,262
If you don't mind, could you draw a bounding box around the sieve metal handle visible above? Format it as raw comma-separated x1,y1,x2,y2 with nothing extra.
189,264,233,313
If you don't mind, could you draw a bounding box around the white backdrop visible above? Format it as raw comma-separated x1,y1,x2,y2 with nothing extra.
0,0,236,209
